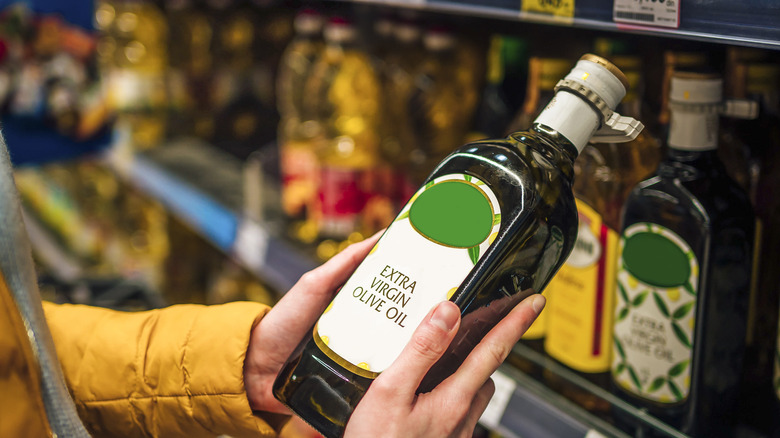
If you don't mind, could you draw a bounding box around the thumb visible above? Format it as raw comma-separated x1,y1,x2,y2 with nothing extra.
374,301,460,403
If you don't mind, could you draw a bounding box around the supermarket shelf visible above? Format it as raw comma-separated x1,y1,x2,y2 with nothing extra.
485,363,633,438
509,343,691,438
109,142,318,293
345,0,780,49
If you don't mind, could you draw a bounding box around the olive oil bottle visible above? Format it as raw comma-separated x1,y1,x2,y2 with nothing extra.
273,54,643,438
719,55,780,434
610,73,755,437
407,26,483,184
543,56,660,411
507,56,571,346
276,8,324,226
306,17,382,240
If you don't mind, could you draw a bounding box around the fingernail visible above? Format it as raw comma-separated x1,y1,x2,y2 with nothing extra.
430,302,459,332
532,294,546,315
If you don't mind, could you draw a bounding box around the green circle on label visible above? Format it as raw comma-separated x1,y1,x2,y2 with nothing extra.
622,232,690,288
409,180,493,248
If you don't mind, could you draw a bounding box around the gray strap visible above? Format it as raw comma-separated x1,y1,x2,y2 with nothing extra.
0,134,91,437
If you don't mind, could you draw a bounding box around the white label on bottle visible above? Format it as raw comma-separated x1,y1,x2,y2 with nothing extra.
613,0,680,29
612,223,698,404
668,112,719,151
316,174,501,376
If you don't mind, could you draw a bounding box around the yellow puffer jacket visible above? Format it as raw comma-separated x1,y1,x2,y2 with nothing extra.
42,300,285,438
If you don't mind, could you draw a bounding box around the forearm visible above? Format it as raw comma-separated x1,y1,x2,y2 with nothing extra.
43,301,281,438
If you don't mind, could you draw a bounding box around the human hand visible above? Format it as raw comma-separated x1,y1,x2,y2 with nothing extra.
244,232,381,414
344,293,545,438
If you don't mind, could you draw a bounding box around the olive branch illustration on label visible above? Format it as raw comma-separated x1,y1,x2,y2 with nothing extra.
613,277,695,402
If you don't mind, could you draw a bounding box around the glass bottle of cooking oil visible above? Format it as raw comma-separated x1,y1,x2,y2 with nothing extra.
163,0,213,138
406,26,483,185
377,19,425,213
102,0,169,150
506,56,571,133
718,53,780,434
208,0,276,159
306,17,382,241
657,51,710,127
273,54,643,438
543,55,660,411
611,73,755,437
467,35,513,141
506,56,571,346
276,8,324,231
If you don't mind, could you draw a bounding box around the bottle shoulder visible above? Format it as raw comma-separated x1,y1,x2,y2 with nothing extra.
431,137,576,222
625,165,754,234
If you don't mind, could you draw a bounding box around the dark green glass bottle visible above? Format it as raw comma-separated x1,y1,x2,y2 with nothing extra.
273,54,643,438
611,73,755,437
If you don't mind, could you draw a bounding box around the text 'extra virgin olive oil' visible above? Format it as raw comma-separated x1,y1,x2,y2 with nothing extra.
610,73,755,437
273,54,644,438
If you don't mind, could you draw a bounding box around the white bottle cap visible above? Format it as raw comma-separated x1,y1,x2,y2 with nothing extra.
670,73,722,105
324,17,356,43
294,9,324,35
534,54,643,153
667,73,722,151
423,27,456,52
564,54,628,110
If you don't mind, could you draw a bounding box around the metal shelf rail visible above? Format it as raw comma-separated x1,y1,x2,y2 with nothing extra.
347,0,780,49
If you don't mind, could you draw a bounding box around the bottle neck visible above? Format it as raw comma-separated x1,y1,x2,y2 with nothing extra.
531,90,602,154
668,109,719,152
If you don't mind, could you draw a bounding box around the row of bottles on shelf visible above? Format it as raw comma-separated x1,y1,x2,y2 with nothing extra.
276,9,487,255
93,0,293,154
270,7,780,436
15,160,277,308
514,51,780,437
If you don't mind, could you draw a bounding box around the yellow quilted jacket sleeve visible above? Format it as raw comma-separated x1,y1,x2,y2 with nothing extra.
42,301,284,438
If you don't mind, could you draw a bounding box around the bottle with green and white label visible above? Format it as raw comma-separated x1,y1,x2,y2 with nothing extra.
273,54,644,438
611,73,755,437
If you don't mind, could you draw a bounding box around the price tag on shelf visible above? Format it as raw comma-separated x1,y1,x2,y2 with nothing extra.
614,0,680,29
234,219,270,273
479,370,517,430
353,0,425,5
521,0,575,23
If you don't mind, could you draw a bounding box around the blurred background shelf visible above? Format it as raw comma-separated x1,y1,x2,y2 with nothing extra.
348,0,780,49
109,140,318,293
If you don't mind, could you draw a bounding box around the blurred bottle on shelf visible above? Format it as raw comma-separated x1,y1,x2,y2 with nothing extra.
718,48,780,434
507,56,571,348
543,54,660,413
98,0,170,149
719,47,771,197
657,50,710,128
276,8,324,237
163,0,214,139
376,19,424,216
406,26,483,185
467,35,508,139
305,17,382,242
611,73,755,437
208,0,284,159
505,56,571,134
